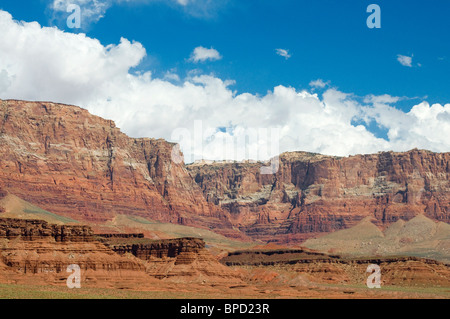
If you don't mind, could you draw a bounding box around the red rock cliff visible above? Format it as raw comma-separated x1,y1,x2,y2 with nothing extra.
0,99,234,235
1,99,448,243
187,150,450,242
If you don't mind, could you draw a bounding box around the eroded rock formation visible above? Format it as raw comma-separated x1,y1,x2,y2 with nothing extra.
0,99,448,243
0,218,93,241
0,218,149,288
188,150,450,242
0,99,238,238
103,237,239,281
220,248,450,287
0,218,240,285
107,237,206,259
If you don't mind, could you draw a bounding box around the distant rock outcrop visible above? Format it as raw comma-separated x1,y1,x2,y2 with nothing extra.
0,217,93,241
103,237,239,281
0,218,240,285
303,214,450,263
0,218,149,288
219,248,450,287
107,237,206,259
188,150,450,242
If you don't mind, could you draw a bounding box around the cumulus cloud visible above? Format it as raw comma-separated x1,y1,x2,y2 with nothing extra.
309,79,329,89
188,46,222,63
164,70,181,82
397,54,413,67
0,10,145,104
275,48,291,59
0,69,12,94
0,10,449,163
364,94,401,105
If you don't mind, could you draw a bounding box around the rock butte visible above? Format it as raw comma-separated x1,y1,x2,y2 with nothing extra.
0,99,449,243
0,218,239,287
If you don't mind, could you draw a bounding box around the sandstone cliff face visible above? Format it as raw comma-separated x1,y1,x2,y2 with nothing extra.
188,150,450,242
0,99,234,235
0,218,93,241
1,99,448,243
0,187,6,214
0,218,150,288
0,218,239,286
106,237,239,281
107,237,206,260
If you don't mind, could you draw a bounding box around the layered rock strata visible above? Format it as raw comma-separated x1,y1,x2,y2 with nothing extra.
0,99,449,243
220,248,450,286
188,150,449,241
0,218,239,284
0,99,237,237
104,237,239,281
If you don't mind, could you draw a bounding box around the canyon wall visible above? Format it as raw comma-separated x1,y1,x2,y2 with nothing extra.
187,150,450,241
0,99,449,243
0,187,5,214
0,99,237,238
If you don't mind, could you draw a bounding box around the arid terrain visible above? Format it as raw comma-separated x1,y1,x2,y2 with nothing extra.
0,99,449,298
0,217,449,299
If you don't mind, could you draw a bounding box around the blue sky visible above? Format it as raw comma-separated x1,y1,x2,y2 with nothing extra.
2,0,449,104
0,0,449,160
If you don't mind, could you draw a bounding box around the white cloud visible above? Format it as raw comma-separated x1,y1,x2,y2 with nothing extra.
361,100,450,151
364,94,400,105
397,54,413,67
0,10,145,104
52,0,115,26
309,79,329,89
50,0,224,28
188,46,222,63
164,70,181,82
275,48,291,59
0,10,449,163
0,69,12,94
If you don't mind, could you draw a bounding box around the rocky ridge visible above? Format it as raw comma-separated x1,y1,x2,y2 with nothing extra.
0,99,449,243
0,218,239,286
220,248,450,287
0,99,240,238
188,150,449,242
